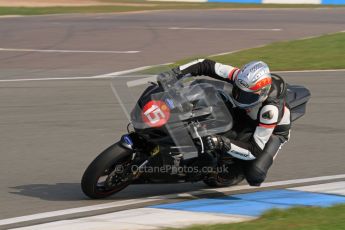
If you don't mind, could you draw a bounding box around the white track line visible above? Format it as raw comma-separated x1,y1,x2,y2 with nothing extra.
0,15,23,18
1,174,345,227
0,63,174,83
209,45,267,57
0,48,140,54
209,31,345,58
168,27,282,31
0,66,159,83
0,74,131,83
0,66,344,83
126,76,157,87
275,69,345,73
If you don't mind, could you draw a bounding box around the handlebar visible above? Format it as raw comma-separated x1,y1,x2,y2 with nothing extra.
156,71,191,91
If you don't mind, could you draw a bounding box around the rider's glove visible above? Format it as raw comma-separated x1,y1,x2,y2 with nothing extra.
204,135,231,153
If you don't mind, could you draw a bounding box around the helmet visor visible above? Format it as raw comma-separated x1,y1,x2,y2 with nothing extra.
232,84,260,106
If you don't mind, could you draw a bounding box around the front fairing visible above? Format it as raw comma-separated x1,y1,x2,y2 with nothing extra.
111,71,233,159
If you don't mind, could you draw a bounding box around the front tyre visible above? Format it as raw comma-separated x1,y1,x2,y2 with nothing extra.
81,142,133,199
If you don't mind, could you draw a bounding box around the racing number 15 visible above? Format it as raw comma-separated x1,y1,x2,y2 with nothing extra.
144,104,165,125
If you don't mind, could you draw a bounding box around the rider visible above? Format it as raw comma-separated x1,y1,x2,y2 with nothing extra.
162,59,291,186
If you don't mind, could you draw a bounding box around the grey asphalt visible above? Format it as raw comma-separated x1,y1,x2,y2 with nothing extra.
0,8,345,79
0,8,344,226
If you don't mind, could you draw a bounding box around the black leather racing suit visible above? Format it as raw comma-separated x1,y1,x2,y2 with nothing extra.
177,59,291,186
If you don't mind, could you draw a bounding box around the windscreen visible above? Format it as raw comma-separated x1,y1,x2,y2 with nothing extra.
110,68,233,159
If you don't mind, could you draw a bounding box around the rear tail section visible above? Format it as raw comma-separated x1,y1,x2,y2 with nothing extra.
286,85,311,121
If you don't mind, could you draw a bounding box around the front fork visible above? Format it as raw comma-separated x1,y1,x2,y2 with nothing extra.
119,133,151,180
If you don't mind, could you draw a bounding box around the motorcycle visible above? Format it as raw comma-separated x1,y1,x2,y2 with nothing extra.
81,72,310,199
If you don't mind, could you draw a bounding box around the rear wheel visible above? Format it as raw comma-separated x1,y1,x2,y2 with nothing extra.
81,142,133,199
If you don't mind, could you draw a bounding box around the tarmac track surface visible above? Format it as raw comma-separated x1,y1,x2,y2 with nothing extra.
0,8,344,227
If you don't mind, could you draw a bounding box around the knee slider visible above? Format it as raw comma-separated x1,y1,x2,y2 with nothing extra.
245,166,267,186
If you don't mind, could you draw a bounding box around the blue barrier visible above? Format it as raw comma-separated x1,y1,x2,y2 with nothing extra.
322,0,345,4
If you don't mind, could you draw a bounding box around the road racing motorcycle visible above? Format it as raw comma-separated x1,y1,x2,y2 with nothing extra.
81,73,310,199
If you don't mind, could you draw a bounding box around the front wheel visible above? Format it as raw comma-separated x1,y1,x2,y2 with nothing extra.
81,142,133,199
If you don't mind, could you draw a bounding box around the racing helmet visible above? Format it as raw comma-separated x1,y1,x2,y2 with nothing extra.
232,61,272,108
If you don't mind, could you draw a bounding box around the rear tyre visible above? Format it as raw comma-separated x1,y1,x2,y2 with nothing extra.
81,142,133,199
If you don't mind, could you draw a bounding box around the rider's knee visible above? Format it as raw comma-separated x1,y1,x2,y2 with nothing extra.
245,149,274,186
245,165,267,186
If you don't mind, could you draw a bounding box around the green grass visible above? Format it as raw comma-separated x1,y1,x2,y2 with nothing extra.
210,32,345,71
168,204,345,230
140,32,345,74
0,0,344,16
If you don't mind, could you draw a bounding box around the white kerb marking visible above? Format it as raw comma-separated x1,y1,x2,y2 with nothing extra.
0,198,160,226
0,48,140,54
9,208,252,230
289,181,345,196
169,27,282,32
1,174,345,226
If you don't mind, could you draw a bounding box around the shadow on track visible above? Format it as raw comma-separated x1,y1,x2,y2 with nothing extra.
9,183,85,201
9,183,230,201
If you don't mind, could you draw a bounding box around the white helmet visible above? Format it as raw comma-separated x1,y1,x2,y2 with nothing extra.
232,61,272,108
